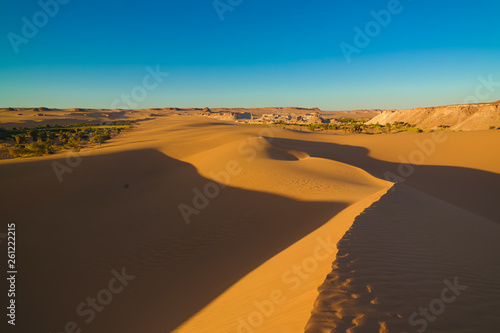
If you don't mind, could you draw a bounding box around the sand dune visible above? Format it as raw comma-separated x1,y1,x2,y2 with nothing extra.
267,130,500,222
307,184,500,332
173,188,391,333
0,116,389,332
1,116,499,332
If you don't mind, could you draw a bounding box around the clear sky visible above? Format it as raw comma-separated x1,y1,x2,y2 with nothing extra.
1,0,499,110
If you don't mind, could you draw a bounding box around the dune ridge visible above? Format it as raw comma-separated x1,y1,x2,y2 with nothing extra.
173,185,392,333
1,116,498,332
306,184,500,333
0,116,390,332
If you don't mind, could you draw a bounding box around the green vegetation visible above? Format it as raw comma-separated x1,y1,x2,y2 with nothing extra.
0,121,135,158
245,118,427,135
307,123,340,131
336,118,365,124
13,134,26,144
349,124,363,134
8,141,54,157
379,122,424,133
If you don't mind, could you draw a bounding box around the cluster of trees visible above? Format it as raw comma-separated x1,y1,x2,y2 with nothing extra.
388,122,423,133
369,122,423,133
307,123,340,131
257,118,429,135
2,122,133,158
336,118,365,124
272,118,366,133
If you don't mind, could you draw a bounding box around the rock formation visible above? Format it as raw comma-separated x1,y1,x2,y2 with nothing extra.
367,101,500,130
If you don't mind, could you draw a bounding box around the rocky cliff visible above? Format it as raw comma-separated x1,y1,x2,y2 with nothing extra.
367,101,500,130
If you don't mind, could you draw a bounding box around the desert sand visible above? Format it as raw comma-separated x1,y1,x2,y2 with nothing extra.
1,114,499,332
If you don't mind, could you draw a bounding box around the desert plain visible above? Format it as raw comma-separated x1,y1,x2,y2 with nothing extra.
0,106,499,333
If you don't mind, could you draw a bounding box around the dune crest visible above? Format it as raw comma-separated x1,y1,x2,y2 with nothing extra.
1,116,498,332
174,187,392,333
307,184,500,333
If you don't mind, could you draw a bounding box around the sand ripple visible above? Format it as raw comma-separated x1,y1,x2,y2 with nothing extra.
306,184,500,333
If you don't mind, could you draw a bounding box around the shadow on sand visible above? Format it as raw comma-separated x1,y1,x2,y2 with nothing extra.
267,137,500,223
0,148,347,333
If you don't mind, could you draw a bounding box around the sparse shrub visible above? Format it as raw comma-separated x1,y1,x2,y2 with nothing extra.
27,142,46,156
349,124,363,134
4,122,129,158
337,118,365,124
59,131,69,144
28,130,38,142
27,141,54,155
45,141,54,154
102,130,111,141
13,134,26,144
8,145,29,157
0,128,9,141
76,130,87,140
65,137,79,149
38,131,48,141
489,126,496,130
90,132,110,145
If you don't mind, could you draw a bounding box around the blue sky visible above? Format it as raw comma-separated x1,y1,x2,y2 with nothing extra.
1,0,499,110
